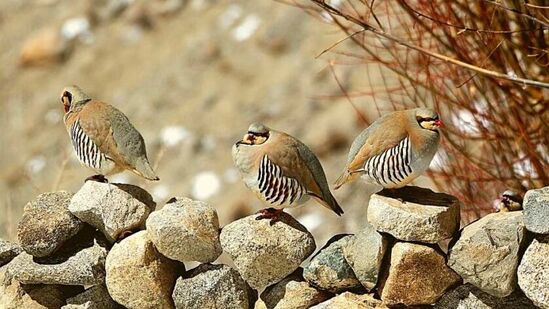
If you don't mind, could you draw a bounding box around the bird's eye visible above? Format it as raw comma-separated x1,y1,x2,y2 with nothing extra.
62,91,72,104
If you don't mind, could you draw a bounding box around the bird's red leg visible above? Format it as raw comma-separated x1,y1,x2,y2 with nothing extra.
255,208,284,225
85,174,108,183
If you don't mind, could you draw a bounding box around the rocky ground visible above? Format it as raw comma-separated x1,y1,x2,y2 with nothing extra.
0,0,405,246
1,183,547,308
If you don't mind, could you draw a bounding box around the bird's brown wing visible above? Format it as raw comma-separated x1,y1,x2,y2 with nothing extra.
262,134,343,215
334,113,409,189
77,101,130,169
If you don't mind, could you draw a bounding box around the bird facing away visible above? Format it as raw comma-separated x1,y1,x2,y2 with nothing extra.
61,85,159,182
232,123,343,223
334,108,442,190
494,190,523,212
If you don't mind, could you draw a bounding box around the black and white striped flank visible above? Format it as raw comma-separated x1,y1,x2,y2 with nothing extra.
70,120,105,169
257,155,305,206
364,137,413,187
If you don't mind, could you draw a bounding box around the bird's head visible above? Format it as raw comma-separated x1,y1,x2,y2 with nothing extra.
416,108,442,131
236,123,270,147
60,85,91,113
501,190,522,205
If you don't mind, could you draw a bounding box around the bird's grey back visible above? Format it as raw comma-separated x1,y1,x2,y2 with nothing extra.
108,106,148,164
295,141,332,200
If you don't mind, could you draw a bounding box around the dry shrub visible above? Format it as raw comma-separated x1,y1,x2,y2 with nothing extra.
293,0,548,223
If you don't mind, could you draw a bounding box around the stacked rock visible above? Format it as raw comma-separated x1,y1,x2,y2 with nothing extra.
1,182,547,308
446,186,549,309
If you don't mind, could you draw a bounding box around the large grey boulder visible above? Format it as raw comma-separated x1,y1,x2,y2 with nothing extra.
303,235,362,293
343,224,389,291
0,240,22,267
18,191,83,257
146,197,222,263
172,263,256,309
367,186,460,243
6,229,107,285
380,242,460,306
69,182,155,242
518,235,549,308
435,283,536,309
261,269,331,309
523,186,549,234
105,230,181,309
448,212,527,297
220,213,315,289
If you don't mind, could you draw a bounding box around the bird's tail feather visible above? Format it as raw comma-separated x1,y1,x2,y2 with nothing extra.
312,194,344,216
333,170,356,190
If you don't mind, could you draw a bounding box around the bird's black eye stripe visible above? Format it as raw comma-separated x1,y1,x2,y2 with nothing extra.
248,131,269,138
417,116,438,122
63,91,72,104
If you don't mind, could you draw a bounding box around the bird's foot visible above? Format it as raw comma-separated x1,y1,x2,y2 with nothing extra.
255,208,284,226
85,175,108,183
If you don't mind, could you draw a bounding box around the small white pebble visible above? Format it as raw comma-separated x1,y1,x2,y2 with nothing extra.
110,174,130,184
218,4,242,29
232,15,261,42
61,17,93,43
191,171,221,201
152,184,170,201
160,126,190,147
296,212,323,232
26,156,46,174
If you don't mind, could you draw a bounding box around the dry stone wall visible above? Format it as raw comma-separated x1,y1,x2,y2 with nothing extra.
0,182,547,308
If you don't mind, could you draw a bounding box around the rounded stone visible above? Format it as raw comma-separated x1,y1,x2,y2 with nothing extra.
105,230,181,309
18,191,83,257
518,236,549,308
146,197,222,263
172,263,256,309
220,213,316,290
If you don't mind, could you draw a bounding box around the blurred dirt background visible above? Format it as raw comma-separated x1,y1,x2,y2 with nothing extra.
0,0,430,245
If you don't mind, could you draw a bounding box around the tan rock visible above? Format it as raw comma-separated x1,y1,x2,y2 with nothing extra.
448,212,527,297
220,213,316,289
105,230,181,309
518,235,549,308
172,263,256,309
261,269,330,309
343,224,389,291
380,242,460,306
1,263,83,309
303,235,362,293
69,182,155,242
311,292,384,309
18,191,83,257
146,197,222,263
367,186,460,243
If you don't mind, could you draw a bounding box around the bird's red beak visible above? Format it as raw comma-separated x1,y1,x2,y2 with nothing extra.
434,119,443,128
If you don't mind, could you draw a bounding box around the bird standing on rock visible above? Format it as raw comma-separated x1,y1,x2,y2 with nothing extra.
61,85,159,182
334,108,442,190
232,123,343,223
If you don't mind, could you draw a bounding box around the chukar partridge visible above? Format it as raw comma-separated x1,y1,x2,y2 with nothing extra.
334,108,442,190
61,85,159,182
232,123,343,223
495,190,523,212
